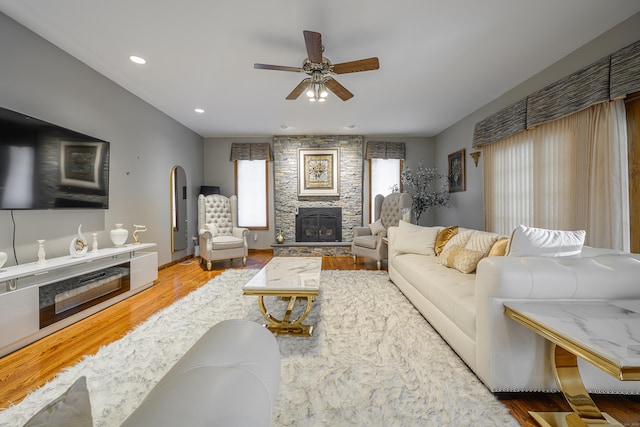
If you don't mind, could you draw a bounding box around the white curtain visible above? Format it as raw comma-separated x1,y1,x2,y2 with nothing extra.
484,100,630,250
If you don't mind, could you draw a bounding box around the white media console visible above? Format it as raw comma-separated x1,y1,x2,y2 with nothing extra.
0,243,158,357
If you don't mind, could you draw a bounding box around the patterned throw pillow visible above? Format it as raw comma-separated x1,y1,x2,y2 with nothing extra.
439,230,499,273
369,219,386,236
434,226,458,256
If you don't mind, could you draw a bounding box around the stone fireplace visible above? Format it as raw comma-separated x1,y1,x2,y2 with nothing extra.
295,207,342,242
272,135,363,255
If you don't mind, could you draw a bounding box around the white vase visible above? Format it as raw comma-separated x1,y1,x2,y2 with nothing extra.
37,240,47,264
91,233,99,253
0,251,7,270
110,224,128,247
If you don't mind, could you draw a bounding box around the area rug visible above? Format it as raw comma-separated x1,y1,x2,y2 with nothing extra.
0,269,519,426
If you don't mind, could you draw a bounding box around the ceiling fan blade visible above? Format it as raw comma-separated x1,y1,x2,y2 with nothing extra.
286,79,309,100
303,30,323,63
325,78,354,101
331,57,380,74
254,63,303,73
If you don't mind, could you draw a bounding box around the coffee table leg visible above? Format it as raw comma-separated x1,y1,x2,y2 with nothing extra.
257,295,315,337
528,343,622,427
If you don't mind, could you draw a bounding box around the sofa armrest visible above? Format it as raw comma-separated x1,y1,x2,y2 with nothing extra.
476,254,640,300
121,319,280,427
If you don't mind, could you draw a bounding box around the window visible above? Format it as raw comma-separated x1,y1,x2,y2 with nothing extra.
369,158,402,221
235,160,268,228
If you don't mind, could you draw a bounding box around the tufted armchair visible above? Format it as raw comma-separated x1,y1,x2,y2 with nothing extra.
198,194,249,270
352,192,412,270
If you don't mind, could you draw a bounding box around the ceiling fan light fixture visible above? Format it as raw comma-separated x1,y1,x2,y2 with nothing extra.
319,82,328,98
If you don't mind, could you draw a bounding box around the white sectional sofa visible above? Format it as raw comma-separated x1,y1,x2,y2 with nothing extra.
387,222,640,393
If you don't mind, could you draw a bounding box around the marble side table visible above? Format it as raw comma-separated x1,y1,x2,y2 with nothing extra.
504,300,640,427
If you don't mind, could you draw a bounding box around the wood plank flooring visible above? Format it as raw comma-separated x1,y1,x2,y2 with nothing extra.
1,251,639,425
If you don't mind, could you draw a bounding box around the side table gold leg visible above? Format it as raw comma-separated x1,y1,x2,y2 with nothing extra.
529,344,622,427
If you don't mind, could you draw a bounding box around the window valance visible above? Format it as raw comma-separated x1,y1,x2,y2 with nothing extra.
472,38,640,148
610,40,640,100
365,141,406,159
472,99,526,148
526,57,610,128
229,142,273,161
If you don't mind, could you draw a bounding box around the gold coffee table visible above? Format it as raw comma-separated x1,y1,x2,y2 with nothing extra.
242,257,321,337
504,300,640,427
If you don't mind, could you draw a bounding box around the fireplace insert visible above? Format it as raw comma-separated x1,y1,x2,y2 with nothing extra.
296,207,342,242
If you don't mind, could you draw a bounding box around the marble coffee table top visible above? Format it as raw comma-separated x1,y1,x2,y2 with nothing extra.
242,256,321,292
504,300,640,378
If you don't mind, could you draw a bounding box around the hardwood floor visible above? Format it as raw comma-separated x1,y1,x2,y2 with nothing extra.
1,250,639,425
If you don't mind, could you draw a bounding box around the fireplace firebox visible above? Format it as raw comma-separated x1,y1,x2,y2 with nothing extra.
296,207,342,242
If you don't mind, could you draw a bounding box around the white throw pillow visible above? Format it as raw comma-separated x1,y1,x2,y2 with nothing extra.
206,223,220,237
507,225,585,257
393,220,441,256
369,219,386,236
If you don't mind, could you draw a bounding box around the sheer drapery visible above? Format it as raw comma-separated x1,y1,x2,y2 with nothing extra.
484,100,629,250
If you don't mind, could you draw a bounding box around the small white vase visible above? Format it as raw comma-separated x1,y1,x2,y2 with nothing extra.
91,233,99,253
0,251,7,270
110,224,128,247
37,240,47,264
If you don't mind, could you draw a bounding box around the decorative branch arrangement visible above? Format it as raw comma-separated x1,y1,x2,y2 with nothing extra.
401,160,450,224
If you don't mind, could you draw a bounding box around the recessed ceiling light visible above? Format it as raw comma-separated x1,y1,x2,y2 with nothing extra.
129,55,146,65
345,124,356,129
194,108,205,114
280,124,290,129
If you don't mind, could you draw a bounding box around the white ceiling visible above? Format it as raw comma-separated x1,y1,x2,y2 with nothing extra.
1,1,639,138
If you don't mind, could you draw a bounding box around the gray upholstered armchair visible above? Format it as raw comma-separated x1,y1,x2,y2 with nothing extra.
198,194,249,270
352,192,412,270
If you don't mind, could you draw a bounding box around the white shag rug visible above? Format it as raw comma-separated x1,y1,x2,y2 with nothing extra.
0,269,519,426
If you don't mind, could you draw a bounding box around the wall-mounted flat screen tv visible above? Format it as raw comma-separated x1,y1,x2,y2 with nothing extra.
0,106,109,210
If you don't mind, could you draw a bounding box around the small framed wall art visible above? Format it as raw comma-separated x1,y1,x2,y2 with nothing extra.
447,148,466,192
298,148,340,197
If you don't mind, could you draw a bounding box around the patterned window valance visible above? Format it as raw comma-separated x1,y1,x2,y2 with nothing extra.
365,141,406,159
610,39,640,100
472,38,640,147
229,142,273,161
526,56,610,128
472,99,526,148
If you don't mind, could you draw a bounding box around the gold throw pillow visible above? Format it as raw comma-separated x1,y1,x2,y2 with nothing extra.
434,226,458,256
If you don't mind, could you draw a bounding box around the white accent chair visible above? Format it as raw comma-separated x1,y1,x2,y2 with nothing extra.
198,194,248,270
352,192,412,270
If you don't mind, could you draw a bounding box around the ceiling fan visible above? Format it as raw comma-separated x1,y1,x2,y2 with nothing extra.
254,30,380,102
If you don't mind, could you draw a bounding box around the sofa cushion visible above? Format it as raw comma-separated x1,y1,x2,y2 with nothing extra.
434,226,458,256
393,253,476,340
210,235,245,250
394,221,442,256
507,225,585,257
353,235,378,250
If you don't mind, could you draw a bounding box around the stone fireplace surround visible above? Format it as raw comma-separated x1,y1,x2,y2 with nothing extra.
273,135,363,255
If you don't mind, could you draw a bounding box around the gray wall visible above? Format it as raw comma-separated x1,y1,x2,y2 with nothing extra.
0,13,204,266
433,12,640,231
